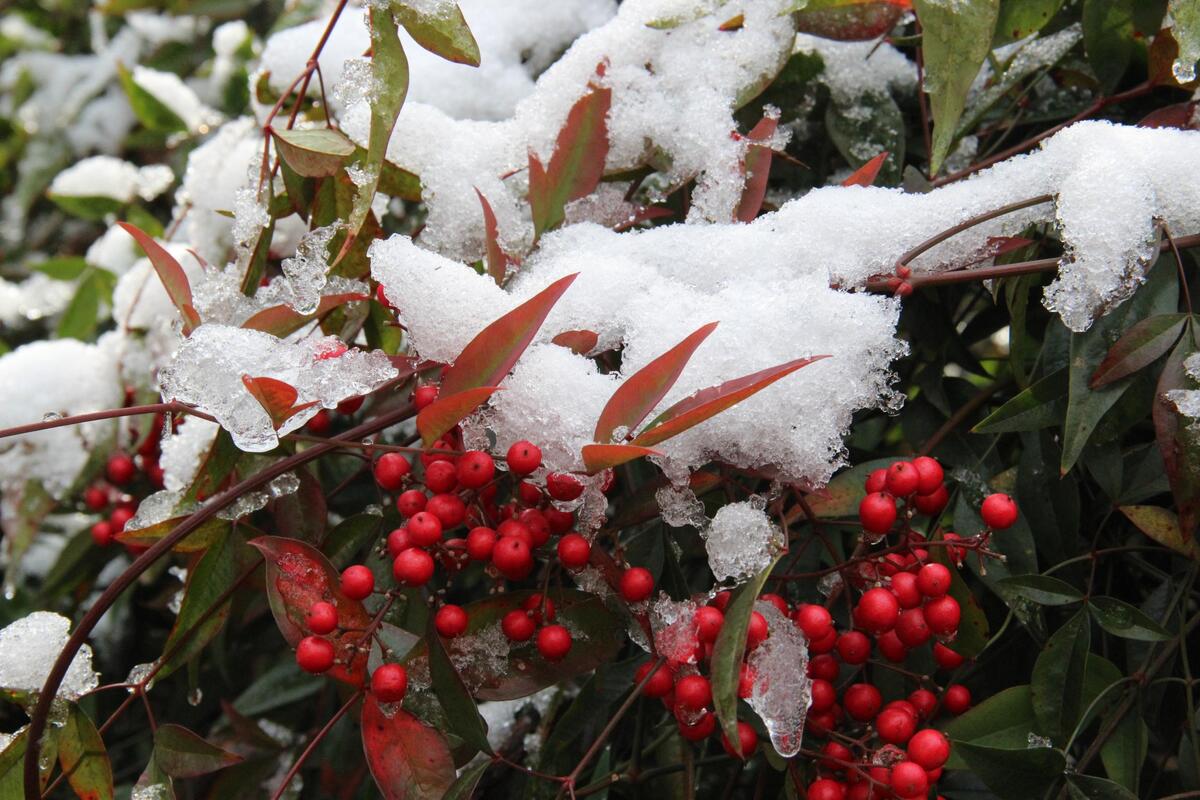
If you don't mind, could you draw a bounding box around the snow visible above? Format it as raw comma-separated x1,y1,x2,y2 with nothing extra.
158,324,397,452
0,611,100,702
703,498,784,583
794,32,917,105
49,155,174,203
85,224,141,275
131,66,222,134
281,224,338,314
649,597,699,665
746,602,810,757
160,417,220,492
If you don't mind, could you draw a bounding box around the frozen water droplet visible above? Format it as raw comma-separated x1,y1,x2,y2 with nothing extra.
268,472,301,497
365,504,383,516
1027,732,1052,749
126,662,157,689
1173,58,1197,83
818,572,843,597
187,687,203,706
41,411,63,422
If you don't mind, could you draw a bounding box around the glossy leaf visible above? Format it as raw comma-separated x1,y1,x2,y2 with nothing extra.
153,724,241,778
1090,313,1186,388
800,457,895,519
270,466,328,543
115,515,230,553
1118,505,1200,558
117,222,200,334
249,536,373,686
1171,0,1200,83
794,1,908,40
271,128,356,178
711,558,778,746
997,574,1084,606
427,621,492,755
931,532,990,657
974,369,1065,433
551,329,599,355
1088,596,1171,641
826,91,905,186
59,703,114,800
392,1,480,66
442,758,490,800
417,386,501,446
594,323,718,444
528,76,611,238
952,741,1066,800
1154,323,1200,539
323,513,384,568
1031,608,1090,743
913,0,1001,174
241,375,318,429
581,443,661,474
994,0,1068,44
735,114,777,223
841,151,889,187
440,273,577,397
362,700,456,800
242,292,369,338
116,63,187,133
1066,774,1138,800
943,685,1036,764
1083,0,1136,92
476,189,513,286
633,356,827,448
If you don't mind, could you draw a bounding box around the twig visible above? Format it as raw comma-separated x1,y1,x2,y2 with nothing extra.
270,691,364,800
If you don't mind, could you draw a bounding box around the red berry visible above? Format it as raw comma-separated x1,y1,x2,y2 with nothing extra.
835,631,871,665
106,453,136,485
916,563,951,598
808,653,840,682
386,527,413,557
885,461,920,497
545,508,574,534
844,683,883,721
980,493,1018,529
90,521,114,547
913,484,949,516
413,385,439,410
908,689,938,720
556,533,591,569
858,492,897,535
372,663,408,702
889,761,928,799
517,508,550,546
911,457,943,495
710,591,731,612
678,711,715,741
746,610,769,650
620,567,654,603
456,451,496,489
933,642,964,670
517,480,543,506
506,440,542,475
864,467,888,494
426,493,467,529
876,630,908,662
424,460,458,494
907,728,950,770
923,595,961,635
435,604,469,638
340,565,374,600
695,606,724,643
396,489,427,517
407,511,443,547
807,778,847,800
819,741,853,771
306,410,331,435
759,593,789,616
876,707,917,745
721,720,758,759
738,663,755,698
521,593,556,624
393,548,435,586
84,486,108,511
854,587,900,633
890,571,922,609
942,684,971,714
296,636,335,673
546,472,584,501
536,625,572,661
420,440,455,467
306,601,338,635
635,661,674,697
492,536,533,580
373,453,411,491
501,610,536,641
466,527,497,561
895,607,932,648
810,678,836,712
336,395,364,415
675,675,712,711
109,506,134,532
794,603,833,641
809,625,839,654
497,518,533,546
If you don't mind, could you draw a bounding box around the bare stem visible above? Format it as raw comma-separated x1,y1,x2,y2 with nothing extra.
0,401,214,442
270,690,364,800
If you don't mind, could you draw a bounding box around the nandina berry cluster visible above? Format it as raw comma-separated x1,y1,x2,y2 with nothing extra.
81,407,168,550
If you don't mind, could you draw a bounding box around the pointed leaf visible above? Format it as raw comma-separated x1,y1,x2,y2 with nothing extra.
241,375,316,429
952,741,1066,800
1031,608,1090,743
115,515,230,553
242,292,370,338
476,189,513,286
1118,505,1200,559
841,151,889,187
582,443,661,474
249,536,373,686
633,356,826,447
1082,0,1136,92
440,273,577,396
392,1,480,66
416,386,501,446
271,128,356,178
362,701,455,800
997,574,1084,606
973,368,1068,434
1154,322,1200,539
427,621,492,755
794,1,908,40
735,115,777,223
551,329,599,355
59,703,114,800
1091,313,1187,388
711,558,779,746
1066,774,1138,800
153,724,242,778
116,63,187,133
117,222,200,334
594,322,718,444
442,759,490,800
1089,596,1171,641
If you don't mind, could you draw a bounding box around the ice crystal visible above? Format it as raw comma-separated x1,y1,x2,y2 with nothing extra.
746,602,810,757
0,612,100,702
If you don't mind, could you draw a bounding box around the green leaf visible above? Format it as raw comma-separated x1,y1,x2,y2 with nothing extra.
117,63,187,132
994,0,1068,45
392,1,480,66
59,702,114,800
271,127,356,178
1088,596,1171,641
711,558,779,746
1031,609,1091,743
913,0,1001,174
997,574,1084,606
233,658,321,716
416,387,501,446
931,533,990,657
943,685,1037,765
1,726,59,797
442,758,490,800
824,90,905,186
269,466,327,543
1117,505,1200,559
1100,710,1148,792
954,741,1066,800
323,513,384,568
427,621,492,756
32,257,89,281
973,368,1068,433
1066,774,1138,800
48,193,125,221
1083,0,1137,92
56,268,104,341
153,724,242,778
802,457,895,518
1171,0,1200,81
1090,313,1187,388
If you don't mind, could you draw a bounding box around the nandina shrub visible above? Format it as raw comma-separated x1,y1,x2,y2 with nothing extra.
1,1,1199,799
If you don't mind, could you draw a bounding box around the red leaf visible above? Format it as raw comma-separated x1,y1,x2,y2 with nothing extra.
476,189,516,286
439,273,578,397
794,1,906,41
551,329,599,355
117,221,201,334
362,701,456,800
240,375,318,429
735,115,777,223
582,444,661,474
1139,101,1200,129
593,322,718,444
248,536,373,686
416,386,501,446
718,13,744,30
528,68,611,238
841,151,889,187
612,205,674,232
632,355,829,447
242,293,369,338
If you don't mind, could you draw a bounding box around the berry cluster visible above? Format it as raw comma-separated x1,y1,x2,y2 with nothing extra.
83,409,167,550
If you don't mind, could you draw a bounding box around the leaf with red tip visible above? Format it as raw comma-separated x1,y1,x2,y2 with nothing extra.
594,322,718,444
248,536,372,686
633,356,828,447
416,386,501,446
476,189,514,286
240,375,318,429
612,205,674,232
117,221,200,334
795,1,907,41
362,701,456,800
242,293,369,338
841,151,889,187
582,444,661,474
735,115,777,223
440,273,578,397
528,72,611,239
1090,313,1187,388
551,329,599,355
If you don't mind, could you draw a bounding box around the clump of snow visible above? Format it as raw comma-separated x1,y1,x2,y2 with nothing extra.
477,686,558,751
746,601,810,757
0,273,76,329
130,65,222,134
794,32,917,105
0,611,100,702
85,224,141,275
161,417,221,492
447,622,511,691
0,340,123,496
1165,354,1200,423
49,155,174,203
704,498,784,583
158,324,397,452
281,224,338,314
